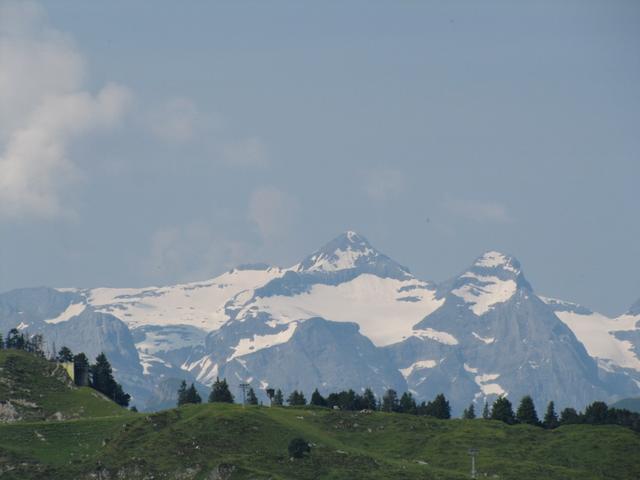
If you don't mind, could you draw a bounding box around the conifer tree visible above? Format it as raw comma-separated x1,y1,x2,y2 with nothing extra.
209,377,234,403
310,388,327,407
399,392,417,414
482,401,490,419
186,383,202,404
177,380,188,406
425,393,451,419
516,395,539,425
73,353,90,386
326,392,341,409
287,390,307,406
29,334,45,356
0,333,4,349
90,353,130,407
361,388,377,410
113,383,131,407
338,389,357,410
491,396,515,424
463,403,476,419
382,389,399,412
583,401,609,425
247,387,258,405
559,407,580,425
273,389,284,406
57,346,74,363
543,401,559,429
6,328,20,349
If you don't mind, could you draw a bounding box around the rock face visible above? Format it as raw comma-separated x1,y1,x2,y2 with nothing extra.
0,233,639,412
0,287,147,403
200,317,406,398
386,252,610,412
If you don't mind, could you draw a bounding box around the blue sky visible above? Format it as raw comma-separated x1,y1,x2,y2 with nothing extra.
0,0,638,315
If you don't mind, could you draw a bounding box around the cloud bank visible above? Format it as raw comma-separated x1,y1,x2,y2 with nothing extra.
0,1,131,219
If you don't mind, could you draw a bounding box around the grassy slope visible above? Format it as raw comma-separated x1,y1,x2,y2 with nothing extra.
0,350,128,420
1,403,639,480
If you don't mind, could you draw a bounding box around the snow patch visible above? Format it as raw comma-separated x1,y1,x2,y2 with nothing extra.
136,326,207,355
555,310,640,371
182,356,219,384
45,303,86,324
413,328,459,345
138,352,172,375
399,360,437,378
466,365,505,396
475,251,518,273
228,322,298,361
452,273,517,316
472,332,495,344
463,363,478,373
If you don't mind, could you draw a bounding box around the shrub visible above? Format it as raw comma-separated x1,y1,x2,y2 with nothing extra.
288,437,310,459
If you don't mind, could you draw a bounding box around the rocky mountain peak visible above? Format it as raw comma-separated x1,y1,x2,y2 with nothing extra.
294,231,411,279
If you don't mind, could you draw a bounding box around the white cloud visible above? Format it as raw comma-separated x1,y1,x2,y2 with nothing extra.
0,1,131,219
445,198,511,223
146,96,269,168
248,186,297,242
221,136,269,168
146,223,249,283
147,97,200,143
363,168,406,201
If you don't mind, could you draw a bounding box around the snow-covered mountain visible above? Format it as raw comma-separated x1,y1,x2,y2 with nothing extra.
0,231,638,412
385,251,632,413
542,297,640,395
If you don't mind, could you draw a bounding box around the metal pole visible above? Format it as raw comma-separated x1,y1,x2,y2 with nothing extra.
239,383,249,408
468,448,478,479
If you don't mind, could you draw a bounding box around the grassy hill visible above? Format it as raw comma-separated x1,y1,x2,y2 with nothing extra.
0,349,128,421
0,403,639,479
0,350,639,479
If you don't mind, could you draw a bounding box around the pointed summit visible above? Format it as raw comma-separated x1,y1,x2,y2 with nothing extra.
472,251,522,275
449,251,531,316
295,231,411,279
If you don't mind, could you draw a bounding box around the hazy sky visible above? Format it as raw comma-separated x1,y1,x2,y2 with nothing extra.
1,0,638,315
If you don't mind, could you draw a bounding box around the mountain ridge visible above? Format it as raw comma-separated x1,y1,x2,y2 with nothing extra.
0,231,638,412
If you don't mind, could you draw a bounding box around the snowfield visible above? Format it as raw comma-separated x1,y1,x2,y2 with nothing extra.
553,308,640,371
232,274,444,347
82,267,285,331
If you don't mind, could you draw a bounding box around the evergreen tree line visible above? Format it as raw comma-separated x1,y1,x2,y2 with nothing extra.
176,379,640,433
176,381,451,419
0,328,45,355
1,329,130,407
307,388,452,419
177,377,238,406
468,395,640,433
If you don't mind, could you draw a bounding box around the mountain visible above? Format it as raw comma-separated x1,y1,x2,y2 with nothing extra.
385,252,628,413
612,397,640,413
542,296,640,400
0,232,638,412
